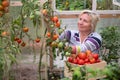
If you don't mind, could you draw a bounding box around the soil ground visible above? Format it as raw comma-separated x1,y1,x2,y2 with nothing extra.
11,53,48,80
9,42,65,80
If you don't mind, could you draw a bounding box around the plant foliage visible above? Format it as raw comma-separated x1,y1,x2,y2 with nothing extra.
100,26,120,64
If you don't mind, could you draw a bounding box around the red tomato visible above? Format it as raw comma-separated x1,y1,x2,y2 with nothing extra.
78,59,85,65
92,53,99,60
73,58,77,64
14,37,19,41
21,42,26,47
84,58,89,63
86,50,92,56
52,34,59,40
89,58,96,64
55,21,60,28
52,16,58,23
2,0,9,8
35,38,40,43
68,57,73,63
78,52,87,60
46,32,51,37
76,56,79,60
17,39,22,44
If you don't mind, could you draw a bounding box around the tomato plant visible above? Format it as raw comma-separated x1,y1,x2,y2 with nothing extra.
0,0,43,79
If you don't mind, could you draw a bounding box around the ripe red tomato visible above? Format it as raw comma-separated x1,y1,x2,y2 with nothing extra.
55,21,60,28
35,38,40,43
52,16,58,23
68,57,73,63
89,58,96,64
46,32,51,37
92,53,99,60
76,56,79,61
14,37,19,41
21,42,26,47
2,0,9,8
84,58,89,63
78,52,87,60
73,58,77,64
52,34,59,40
17,39,22,44
78,59,85,65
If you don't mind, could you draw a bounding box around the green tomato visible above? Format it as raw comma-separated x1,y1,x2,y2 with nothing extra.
58,42,63,48
58,28,64,34
56,39,59,43
29,15,35,19
50,24,54,28
65,52,71,56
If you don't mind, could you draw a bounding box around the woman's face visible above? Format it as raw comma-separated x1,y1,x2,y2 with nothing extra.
78,13,92,33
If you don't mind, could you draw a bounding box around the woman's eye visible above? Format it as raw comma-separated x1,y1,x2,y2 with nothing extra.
79,18,82,21
84,20,88,23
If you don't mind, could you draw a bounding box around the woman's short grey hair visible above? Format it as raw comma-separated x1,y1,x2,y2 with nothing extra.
79,10,100,32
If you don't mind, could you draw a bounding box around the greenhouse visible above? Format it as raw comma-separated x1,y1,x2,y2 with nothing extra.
0,0,120,80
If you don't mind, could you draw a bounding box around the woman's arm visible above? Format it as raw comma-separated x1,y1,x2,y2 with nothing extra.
72,35,102,54
59,30,71,41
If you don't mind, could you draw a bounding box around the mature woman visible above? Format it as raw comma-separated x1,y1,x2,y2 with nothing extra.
59,10,102,54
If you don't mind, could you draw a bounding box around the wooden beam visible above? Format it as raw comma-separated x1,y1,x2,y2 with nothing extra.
100,14,120,18
57,14,120,18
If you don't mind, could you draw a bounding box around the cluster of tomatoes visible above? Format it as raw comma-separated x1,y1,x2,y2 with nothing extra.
0,0,9,17
13,26,40,47
42,9,61,28
14,37,26,47
42,9,65,48
67,50,101,65
45,16,60,47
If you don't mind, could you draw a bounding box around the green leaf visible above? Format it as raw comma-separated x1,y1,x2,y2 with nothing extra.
8,53,17,63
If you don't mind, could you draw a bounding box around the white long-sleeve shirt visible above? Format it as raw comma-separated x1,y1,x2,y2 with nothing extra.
59,30,102,53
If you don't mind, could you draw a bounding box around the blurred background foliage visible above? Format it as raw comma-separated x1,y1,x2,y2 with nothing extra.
56,0,92,10
55,0,120,10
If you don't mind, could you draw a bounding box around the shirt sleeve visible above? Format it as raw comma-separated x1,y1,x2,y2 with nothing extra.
75,33,102,53
59,30,71,41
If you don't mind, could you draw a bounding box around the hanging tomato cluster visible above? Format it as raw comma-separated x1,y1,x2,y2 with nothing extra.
13,26,41,47
45,15,63,48
67,50,101,65
41,7,71,59
0,0,9,17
